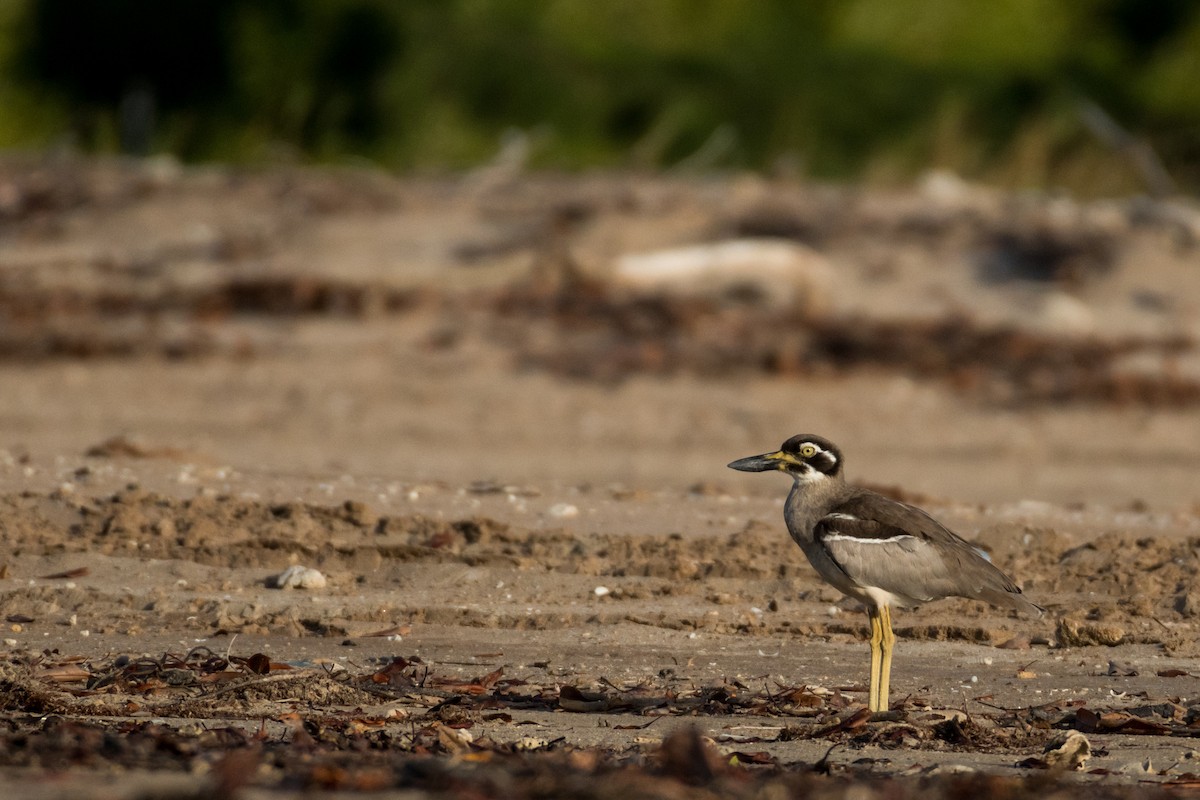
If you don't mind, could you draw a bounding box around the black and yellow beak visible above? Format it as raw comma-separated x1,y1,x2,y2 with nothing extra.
727,450,793,472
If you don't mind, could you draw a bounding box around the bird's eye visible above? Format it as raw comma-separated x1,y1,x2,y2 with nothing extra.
799,444,817,458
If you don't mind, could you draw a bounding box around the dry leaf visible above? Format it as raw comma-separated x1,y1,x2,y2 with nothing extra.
245,653,271,674
1074,707,1100,732
198,671,246,684
346,718,385,734
435,722,474,755
39,567,89,580
819,707,873,736
559,685,611,712
36,665,92,683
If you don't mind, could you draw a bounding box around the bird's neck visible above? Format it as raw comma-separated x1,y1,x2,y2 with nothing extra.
784,474,846,544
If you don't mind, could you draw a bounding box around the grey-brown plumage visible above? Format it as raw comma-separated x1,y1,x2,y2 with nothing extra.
729,433,1041,712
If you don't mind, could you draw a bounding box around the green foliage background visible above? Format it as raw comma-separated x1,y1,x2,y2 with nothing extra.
2,0,1198,194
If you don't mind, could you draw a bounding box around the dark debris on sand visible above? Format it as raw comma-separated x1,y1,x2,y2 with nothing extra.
1,648,1198,797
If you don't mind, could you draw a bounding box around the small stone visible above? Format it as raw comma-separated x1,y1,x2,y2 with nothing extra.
1107,660,1139,677
1117,758,1155,775
548,503,579,519
593,586,610,597
272,565,327,590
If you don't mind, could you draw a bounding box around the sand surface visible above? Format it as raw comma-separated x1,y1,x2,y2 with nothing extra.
2,159,1200,797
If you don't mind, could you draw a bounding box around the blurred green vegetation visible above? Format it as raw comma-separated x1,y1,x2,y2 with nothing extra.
2,0,1198,194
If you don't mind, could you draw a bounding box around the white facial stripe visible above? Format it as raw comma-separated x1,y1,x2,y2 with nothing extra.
823,533,917,545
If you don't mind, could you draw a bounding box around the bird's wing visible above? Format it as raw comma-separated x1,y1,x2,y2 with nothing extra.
814,492,1037,611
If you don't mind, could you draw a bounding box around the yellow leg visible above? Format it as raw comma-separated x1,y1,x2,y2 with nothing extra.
878,605,895,712
867,608,883,712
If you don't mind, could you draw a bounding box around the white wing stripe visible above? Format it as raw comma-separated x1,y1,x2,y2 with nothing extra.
823,532,918,545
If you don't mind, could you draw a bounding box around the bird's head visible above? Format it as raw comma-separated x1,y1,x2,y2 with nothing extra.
727,434,843,482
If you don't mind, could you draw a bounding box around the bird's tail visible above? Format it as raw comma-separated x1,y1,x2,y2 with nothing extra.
981,586,1045,618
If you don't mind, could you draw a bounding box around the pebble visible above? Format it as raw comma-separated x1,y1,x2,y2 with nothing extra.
548,503,579,519
1117,758,1155,775
272,566,328,590
593,586,610,597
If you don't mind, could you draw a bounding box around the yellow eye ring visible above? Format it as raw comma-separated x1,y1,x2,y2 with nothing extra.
799,444,817,458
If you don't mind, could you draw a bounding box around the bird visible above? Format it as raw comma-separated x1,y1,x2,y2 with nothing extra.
728,434,1041,713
